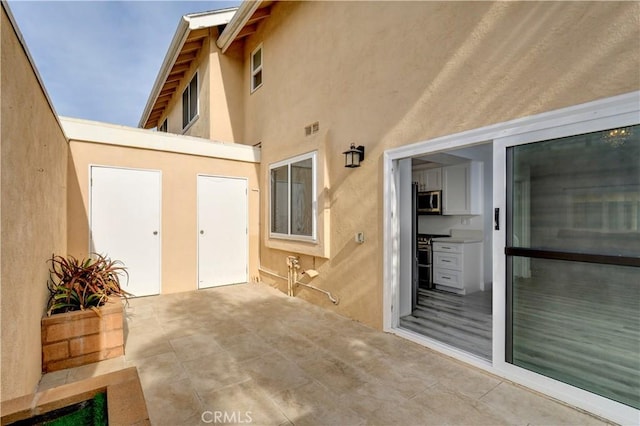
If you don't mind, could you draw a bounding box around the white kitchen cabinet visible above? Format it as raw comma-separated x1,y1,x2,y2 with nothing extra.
423,168,442,191
432,240,483,295
412,167,442,191
442,161,483,215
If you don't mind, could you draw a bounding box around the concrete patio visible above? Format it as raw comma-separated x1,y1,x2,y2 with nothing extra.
38,283,607,425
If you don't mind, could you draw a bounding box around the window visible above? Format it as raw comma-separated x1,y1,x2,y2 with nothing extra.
158,119,167,132
251,45,263,92
270,152,316,239
182,73,198,129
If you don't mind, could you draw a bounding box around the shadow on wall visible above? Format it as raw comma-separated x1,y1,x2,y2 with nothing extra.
66,148,92,257
263,0,640,329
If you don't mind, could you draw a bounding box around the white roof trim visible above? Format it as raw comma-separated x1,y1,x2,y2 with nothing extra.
217,1,262,53
62,116,260,163
186,8,237,29
138,8,237,128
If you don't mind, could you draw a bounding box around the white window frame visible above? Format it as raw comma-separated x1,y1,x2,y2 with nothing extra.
269,151,317,241
158,118,167,133
182,72,198,130
250,44,263,93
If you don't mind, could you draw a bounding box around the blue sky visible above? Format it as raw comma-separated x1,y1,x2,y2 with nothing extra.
7,0,240,127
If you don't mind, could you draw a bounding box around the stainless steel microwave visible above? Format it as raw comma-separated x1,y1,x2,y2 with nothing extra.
417,190,442,215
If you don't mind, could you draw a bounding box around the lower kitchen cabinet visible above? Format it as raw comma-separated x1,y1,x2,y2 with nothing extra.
432,240,483,295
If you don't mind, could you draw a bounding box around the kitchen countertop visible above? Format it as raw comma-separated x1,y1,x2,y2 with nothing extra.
431,237,483,244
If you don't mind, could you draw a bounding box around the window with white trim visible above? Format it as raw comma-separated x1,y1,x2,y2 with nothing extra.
158,119,167,132
270,152,316,239
182,73,198,129
251,45,263,93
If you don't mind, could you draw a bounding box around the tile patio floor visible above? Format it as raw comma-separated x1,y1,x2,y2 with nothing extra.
38,283,608,425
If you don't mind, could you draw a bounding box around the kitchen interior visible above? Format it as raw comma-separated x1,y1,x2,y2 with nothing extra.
400,142,493,360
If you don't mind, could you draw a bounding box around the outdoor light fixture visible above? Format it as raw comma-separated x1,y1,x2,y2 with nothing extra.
343,143,365,168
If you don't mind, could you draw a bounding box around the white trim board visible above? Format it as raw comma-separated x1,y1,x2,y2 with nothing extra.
386,91,640,162
383,90,640,425
61,116,260,163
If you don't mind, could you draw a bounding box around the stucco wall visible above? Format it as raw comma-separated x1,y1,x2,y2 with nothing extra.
161,27,245,143
1,5,68,400
66,134,260,295
162,31,211,138
209,31,245,142
243,1,640,328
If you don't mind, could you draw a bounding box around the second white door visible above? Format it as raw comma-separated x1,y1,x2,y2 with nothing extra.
197,175,248,288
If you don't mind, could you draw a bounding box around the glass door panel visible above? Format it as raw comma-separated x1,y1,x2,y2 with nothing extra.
506,125,640,409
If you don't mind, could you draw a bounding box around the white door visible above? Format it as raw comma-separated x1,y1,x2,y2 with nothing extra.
197,175,248,288
90,166,161,297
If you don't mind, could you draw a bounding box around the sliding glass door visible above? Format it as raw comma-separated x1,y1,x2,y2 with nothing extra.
505,125,639,409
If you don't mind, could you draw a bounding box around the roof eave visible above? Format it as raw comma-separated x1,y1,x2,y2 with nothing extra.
217,1,262,53
138,8,238,129
138,17,190,128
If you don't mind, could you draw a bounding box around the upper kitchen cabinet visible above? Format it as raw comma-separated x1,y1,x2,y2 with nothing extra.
413,166,442,191
442,161,483,215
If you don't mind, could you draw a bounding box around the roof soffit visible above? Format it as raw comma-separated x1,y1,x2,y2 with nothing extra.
217,1,274,53
139,3,274,129
139,8,236,129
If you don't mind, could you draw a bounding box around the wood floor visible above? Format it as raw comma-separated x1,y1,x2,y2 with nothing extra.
512,275,640,410
400,275,640,410
400,288,492,360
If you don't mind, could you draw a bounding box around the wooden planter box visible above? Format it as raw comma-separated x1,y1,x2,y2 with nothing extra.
41,298,124,373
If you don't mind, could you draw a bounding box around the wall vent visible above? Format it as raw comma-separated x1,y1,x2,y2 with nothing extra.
304,121,319,136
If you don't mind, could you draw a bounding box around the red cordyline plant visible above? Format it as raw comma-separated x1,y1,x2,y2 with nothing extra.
46,254,131,316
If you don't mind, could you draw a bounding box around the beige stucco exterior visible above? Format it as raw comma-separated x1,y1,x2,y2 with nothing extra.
163,32,212,138
64,119,260,295
209,31,245,142
159,27,246,143
236,1,640,328
2,0,638,417
1,5,68,400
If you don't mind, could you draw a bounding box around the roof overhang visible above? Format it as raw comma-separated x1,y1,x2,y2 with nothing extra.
139,8,237,129
216,1,262,53
139,2,274,130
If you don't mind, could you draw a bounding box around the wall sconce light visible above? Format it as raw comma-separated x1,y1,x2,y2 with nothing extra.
343,143,365,168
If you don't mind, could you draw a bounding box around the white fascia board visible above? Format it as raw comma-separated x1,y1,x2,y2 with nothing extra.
137,8,238,129
138,17,190,128
217,1,262,53
61,117,260,163
186,8,236,29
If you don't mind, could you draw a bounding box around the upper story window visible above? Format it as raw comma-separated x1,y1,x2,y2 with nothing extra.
182,73,198,129
270,152,316,240
158,119,167,132
251,45,263,93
